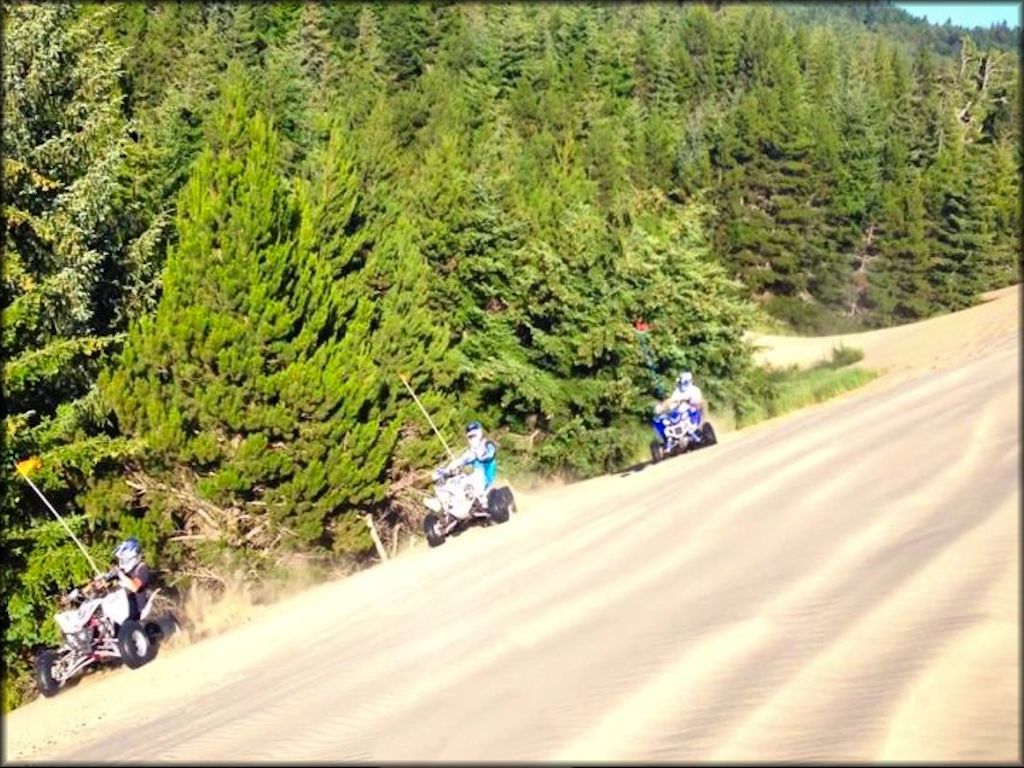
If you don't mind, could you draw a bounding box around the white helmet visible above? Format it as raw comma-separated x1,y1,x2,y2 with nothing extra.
465,421,484,447
677,371,693,389
114,537,142,572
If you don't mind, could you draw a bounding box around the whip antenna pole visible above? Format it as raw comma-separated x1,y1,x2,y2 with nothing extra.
633,319,666,399
399,375,456,461
15,461,102,578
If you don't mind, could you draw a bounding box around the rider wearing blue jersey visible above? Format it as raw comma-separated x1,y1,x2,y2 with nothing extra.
438,421,497,509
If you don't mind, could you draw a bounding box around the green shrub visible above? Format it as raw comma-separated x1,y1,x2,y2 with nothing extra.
825,344,865,368
734,346,877,428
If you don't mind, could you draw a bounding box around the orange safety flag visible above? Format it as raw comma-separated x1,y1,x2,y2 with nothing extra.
15,456,42,475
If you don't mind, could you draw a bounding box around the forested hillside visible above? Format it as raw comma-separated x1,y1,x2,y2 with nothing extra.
2,1,1018,708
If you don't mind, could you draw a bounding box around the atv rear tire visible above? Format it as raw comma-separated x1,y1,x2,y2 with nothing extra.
423,512,446,548
700,422,717,447
487,487,514,524
650,440,665,464
118,619,156,669
34,649,62,697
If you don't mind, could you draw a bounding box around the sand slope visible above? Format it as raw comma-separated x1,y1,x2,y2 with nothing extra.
3,286,1018,763
749,285,1019,378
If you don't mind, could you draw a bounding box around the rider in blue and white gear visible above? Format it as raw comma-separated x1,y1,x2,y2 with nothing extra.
653,371,705,444
435,421,497,510
656,371,704,415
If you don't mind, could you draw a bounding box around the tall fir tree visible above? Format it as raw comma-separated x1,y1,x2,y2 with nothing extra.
2,2,153,708
100,79,306,554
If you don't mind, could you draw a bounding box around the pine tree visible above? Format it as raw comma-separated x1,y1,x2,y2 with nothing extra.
340,5,391,130
260,3,339,171
2,2,149,708
101,81,305,552
378,2,437,85
924,107,994,311
829,45,885,318
680,4,722,97
489,4,536,101
908,45,946,167
267,127,396,552
2,1,149,516
365,213,455,478
872,174,932,322
983,139,1022,286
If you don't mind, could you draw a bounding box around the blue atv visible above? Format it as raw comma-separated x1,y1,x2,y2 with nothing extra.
649,405,717,463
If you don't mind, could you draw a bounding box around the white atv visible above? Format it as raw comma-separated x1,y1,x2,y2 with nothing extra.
34,577,177,698
421,466,516,548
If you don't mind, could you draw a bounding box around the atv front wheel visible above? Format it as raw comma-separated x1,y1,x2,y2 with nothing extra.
118,619,156,669
34,649,63,697
650,440,665,464
700,422,717,447
423,512,446,548
487,487,514,524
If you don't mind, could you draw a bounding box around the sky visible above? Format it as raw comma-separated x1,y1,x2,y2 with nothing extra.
894,3,1022,28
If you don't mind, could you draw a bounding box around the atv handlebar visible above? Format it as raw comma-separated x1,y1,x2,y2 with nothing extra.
433,465,471,483
61,572,116,604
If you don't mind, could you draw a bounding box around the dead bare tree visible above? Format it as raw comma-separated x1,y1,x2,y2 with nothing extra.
847,224,878,317
956,36,1010,131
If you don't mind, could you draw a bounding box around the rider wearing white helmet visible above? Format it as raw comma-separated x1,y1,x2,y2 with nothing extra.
656,370,705,419
438,421,498,509
100,537,151,620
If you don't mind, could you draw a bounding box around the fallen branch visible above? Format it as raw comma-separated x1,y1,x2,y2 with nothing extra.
365,514,388,561
244,522,268,542
127,470,228,534
168,533,218,542
180,565,228,586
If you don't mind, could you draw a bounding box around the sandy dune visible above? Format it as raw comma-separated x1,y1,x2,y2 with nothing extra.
3,286,1019,763
749,285,1019,378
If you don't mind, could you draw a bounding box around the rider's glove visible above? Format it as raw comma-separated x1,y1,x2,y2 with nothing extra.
116,569,134,590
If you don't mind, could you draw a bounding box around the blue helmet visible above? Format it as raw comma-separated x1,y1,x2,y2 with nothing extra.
465,421,484,442
114,537,142,572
